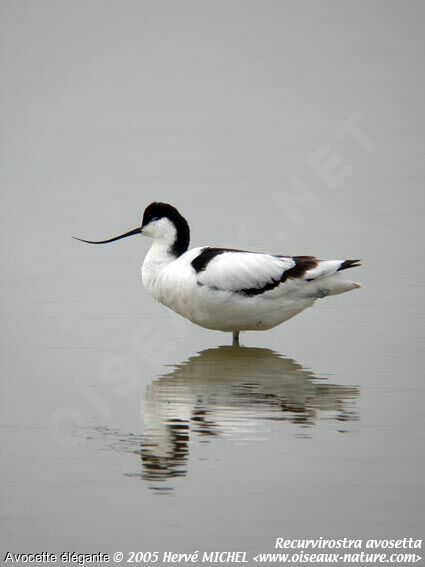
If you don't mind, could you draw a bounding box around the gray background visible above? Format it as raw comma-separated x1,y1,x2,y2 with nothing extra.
1,0,424,555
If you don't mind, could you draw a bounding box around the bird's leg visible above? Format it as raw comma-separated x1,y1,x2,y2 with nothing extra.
232,331,240,347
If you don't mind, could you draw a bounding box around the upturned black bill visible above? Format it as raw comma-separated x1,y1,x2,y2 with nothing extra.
73,227,141,244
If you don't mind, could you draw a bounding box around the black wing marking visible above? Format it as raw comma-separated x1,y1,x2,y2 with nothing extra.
191,247,256,273
337,259,361,271
238,256,318,296
193,249,322,296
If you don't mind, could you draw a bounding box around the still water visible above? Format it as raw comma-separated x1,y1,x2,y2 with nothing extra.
100,346,359,492
1,0,424,557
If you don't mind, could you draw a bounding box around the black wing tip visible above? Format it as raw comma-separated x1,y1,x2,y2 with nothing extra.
338,259,362,271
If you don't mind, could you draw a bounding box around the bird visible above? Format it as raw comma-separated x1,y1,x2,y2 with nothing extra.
74,201,361,346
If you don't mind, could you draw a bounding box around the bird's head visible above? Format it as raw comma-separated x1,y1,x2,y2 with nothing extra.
74,202,190,257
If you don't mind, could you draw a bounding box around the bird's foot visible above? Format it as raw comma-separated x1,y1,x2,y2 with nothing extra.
232,331,240,347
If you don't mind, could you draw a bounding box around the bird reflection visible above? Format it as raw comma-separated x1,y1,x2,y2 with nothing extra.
138,346,359,489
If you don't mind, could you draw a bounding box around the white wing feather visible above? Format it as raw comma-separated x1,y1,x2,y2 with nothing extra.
196,252,295,292
194,250,357,296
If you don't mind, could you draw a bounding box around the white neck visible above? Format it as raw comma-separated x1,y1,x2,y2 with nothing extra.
144,237,176,267
141,235,177,301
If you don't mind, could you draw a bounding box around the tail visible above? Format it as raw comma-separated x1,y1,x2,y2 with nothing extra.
337,259,361,272
302,258,362,297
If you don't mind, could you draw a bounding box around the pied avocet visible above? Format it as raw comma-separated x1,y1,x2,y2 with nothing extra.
75,202,361,345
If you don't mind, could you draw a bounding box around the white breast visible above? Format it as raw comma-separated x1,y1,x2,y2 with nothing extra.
142,246,203,315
